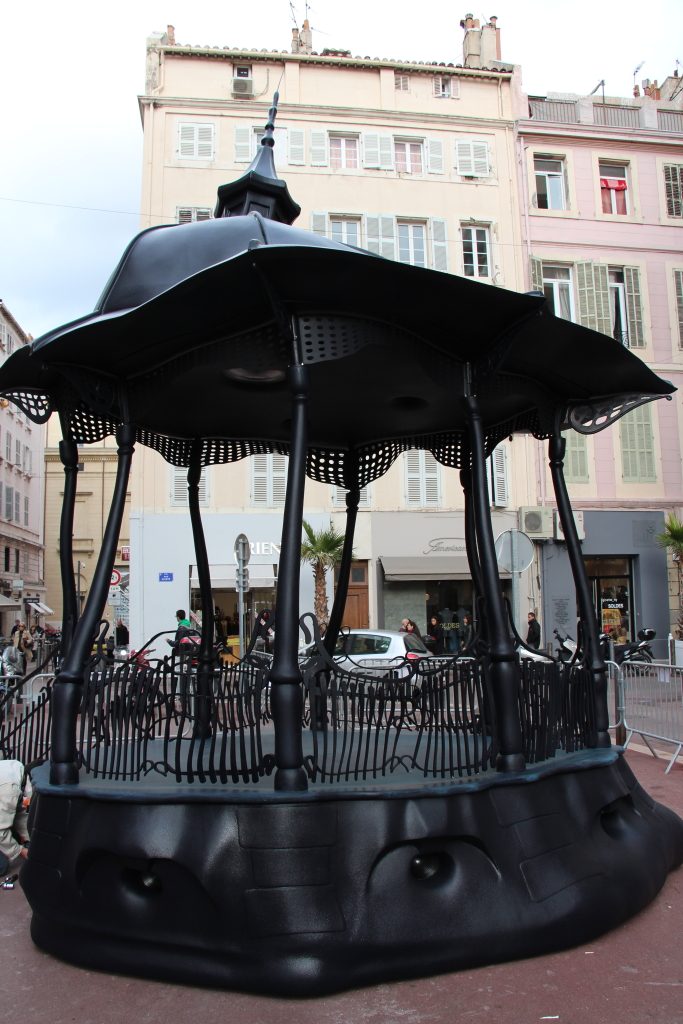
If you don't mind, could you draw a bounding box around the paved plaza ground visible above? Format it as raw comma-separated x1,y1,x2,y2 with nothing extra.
2,748,681,1024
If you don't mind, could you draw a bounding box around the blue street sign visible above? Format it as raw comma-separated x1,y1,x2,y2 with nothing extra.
158,572,173,582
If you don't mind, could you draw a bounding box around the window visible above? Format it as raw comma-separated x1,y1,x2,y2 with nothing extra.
255,127,289,166
620,405,656,482
22,446,31,474
395,74,409,91
675,270,683,348
14,548,19,573
178,123,215,161
462,226,490,279
24,495,29,526
608,269,628,345
171,466,208,506
562,431,589,483
5,431,11,462
252,453,288,507
177,207,212,224
664,164,683,217
599,162,628,215
15,439,21,466
456,140,489,177
541,264,573,320
5,485,13,520
14,491,20,523
7,334,14,354
394,140,423,174
235,65,251,78
329,136,358,169
404,451,440,507
487,444,509,506
534,157,566,210
398,222,426,267
333,486,370,507
433,76,458,98
330,218,361,247
22,551,28,576
0,323,5,350
3,547,8,572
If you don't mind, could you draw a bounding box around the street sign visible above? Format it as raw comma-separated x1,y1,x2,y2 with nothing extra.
234,533,250,565
495,530,534,574
109,591,122,606
158,572,173,582
110,569,122,586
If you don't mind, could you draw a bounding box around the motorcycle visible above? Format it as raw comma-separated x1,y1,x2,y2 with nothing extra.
600,627,655,665
553,628,578,664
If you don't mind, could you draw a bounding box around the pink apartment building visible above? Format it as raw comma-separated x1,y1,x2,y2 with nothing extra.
516,76,683,654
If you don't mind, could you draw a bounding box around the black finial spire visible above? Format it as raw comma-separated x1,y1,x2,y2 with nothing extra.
214,92,301,224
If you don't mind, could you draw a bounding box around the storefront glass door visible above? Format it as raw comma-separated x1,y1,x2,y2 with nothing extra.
584,557,633,643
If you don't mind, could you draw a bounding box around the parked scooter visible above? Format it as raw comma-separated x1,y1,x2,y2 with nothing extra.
553,628,578,664
600,627,655,665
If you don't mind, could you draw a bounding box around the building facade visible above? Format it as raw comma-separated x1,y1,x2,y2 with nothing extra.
0,301,47,634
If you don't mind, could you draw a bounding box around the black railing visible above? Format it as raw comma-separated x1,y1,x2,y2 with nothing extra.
519,659,596,764
0,681,52,765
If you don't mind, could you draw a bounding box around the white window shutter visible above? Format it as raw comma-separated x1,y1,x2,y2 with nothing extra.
431,218,448,272
472,142,489,176
310,130,328,166
404,451,423,506
378,135,394,169
271,454,288,507
179,123,196,158
363,133,380,168
288,129,305,165
234,126,252,162
172,467,188,505
491,444,508,507
380,216,395,260
456,141,473,175
310,212,327,237
427,138,445,174
593,263,612,337
674,269,683,347
624,266,645,347
365,216,381,254
530,256,544,292
252,455,269,506
433,77,442,97
196,124,214,159
334,486,370,507
198,469,208,505
450,79,460,99
576,261,597,331
423,453,440,506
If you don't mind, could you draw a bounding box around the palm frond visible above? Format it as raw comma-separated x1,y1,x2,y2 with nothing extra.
300,520,350,569
656,513,683,555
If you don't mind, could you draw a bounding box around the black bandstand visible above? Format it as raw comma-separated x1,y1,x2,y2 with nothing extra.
2,98,682,995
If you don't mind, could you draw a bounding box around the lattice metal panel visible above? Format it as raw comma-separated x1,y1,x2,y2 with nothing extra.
297,315,417,364
0,390,52,424
306,448,348,486
69,405,117,444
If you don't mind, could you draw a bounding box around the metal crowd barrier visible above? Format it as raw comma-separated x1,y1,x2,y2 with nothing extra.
609,661,683,774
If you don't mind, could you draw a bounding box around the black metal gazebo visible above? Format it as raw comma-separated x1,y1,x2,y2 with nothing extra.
2,97,682,995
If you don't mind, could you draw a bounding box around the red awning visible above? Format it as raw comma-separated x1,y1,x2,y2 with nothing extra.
600,178,627,190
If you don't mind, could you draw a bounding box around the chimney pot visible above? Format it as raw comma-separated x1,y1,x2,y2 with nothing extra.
490,15,498,25
473,18,480,27
167,24,175,44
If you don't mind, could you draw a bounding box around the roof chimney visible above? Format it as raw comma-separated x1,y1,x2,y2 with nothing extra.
462,14,501,68
167,24,175,45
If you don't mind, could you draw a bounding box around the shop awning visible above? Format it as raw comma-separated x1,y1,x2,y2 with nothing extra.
27,603,42,614
379,556,510,581
36,602,54,614
0,594,22,609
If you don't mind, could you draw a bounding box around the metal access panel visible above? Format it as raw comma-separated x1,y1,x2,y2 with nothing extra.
518,506,554,539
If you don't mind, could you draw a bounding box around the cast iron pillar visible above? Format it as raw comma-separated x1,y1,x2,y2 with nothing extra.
50,424,136,785
461,395,525,772
58,436,79,663
460,468,486,613
270,364,309,791
548,434,610,747
324,485,360,657
187,443,213,739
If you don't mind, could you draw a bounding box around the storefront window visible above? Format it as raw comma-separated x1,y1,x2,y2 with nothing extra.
192,586,277,651
584,557,633,643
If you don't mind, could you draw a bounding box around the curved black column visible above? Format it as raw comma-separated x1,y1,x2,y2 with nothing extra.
50,424,136,785
187,444,213,739
548,435,610,747
323,486,360,657
460,468,486,612
58,437,79,663
461,396,525,772
269,365,309,791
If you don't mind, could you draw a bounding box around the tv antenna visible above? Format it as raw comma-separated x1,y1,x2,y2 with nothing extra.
633,61,645,91
589,79,606,103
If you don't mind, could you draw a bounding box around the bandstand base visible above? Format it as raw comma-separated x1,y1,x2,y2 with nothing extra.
22,751,683,996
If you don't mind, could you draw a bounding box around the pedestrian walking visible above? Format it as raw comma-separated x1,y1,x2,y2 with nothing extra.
12,622,32,674
459,614,473,651
426,615,445,654
526,612,541,649
0,758,31,874
115,618,129,646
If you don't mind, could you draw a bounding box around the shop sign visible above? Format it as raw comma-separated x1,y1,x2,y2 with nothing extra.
423,538,467,555
121,546,130,561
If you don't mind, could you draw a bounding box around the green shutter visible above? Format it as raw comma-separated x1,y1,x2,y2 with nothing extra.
562,431,588,482
530,256,543,292
664,164,683,218
576,261,597,330
593,263,612,337
675,269,683,349
620,404,655,482
624,266,645,347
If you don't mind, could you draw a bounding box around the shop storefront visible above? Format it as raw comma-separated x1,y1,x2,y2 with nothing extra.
585,556,633,643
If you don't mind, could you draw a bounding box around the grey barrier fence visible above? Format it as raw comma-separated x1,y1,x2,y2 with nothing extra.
608,661,683,773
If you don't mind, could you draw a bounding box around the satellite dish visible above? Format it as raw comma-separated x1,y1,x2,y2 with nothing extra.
495,530,534,573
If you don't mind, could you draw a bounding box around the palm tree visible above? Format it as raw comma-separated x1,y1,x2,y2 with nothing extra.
657,513,683,639
300,520,349,629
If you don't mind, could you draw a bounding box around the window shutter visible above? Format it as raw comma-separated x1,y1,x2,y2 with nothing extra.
456,141,474,175
196,124,214,159
271,454,288,507
177,208,193,224
172,467,188,505
472,142,489,176
378,135,394,169
179,123,196,158
365,216,381,255
363,133,380,168
0,324,5,350
310,130,328,166
491,444,509,506
5,486,13,520
195,208,211,221
620,405,655,482
450,78,460,99
576,261,598,331
197,469,208,505
404,451,423,506
252,455,269,506
433,77,442,97
380,216,395,260
430,218,448,272
334,486,370,507
427,138,445,173
530,256,544,292
288,129,305,165
592,263,612,337
664,164,683,218
5,432,11,462
310,212,327,236
24,495,29,526
624,266,645,347
423,452,440,507
562,431,588,482
234,126,252,162
675,269,683,348
14,491,20,523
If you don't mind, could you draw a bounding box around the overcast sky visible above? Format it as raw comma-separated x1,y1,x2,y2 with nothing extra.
1,0,681,338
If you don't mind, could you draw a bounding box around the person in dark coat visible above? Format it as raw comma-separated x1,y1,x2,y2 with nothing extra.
459,614,473,652
115,618,129,646
526,613,541,649
426,616,445,654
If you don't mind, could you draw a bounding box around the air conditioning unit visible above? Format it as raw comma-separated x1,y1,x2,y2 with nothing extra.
553,510,586,541
518,506,554,539
232,78,254,96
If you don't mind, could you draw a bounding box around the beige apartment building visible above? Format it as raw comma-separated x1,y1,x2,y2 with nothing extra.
129,18,537,651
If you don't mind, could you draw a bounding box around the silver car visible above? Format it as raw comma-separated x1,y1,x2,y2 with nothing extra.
300,629,431,674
